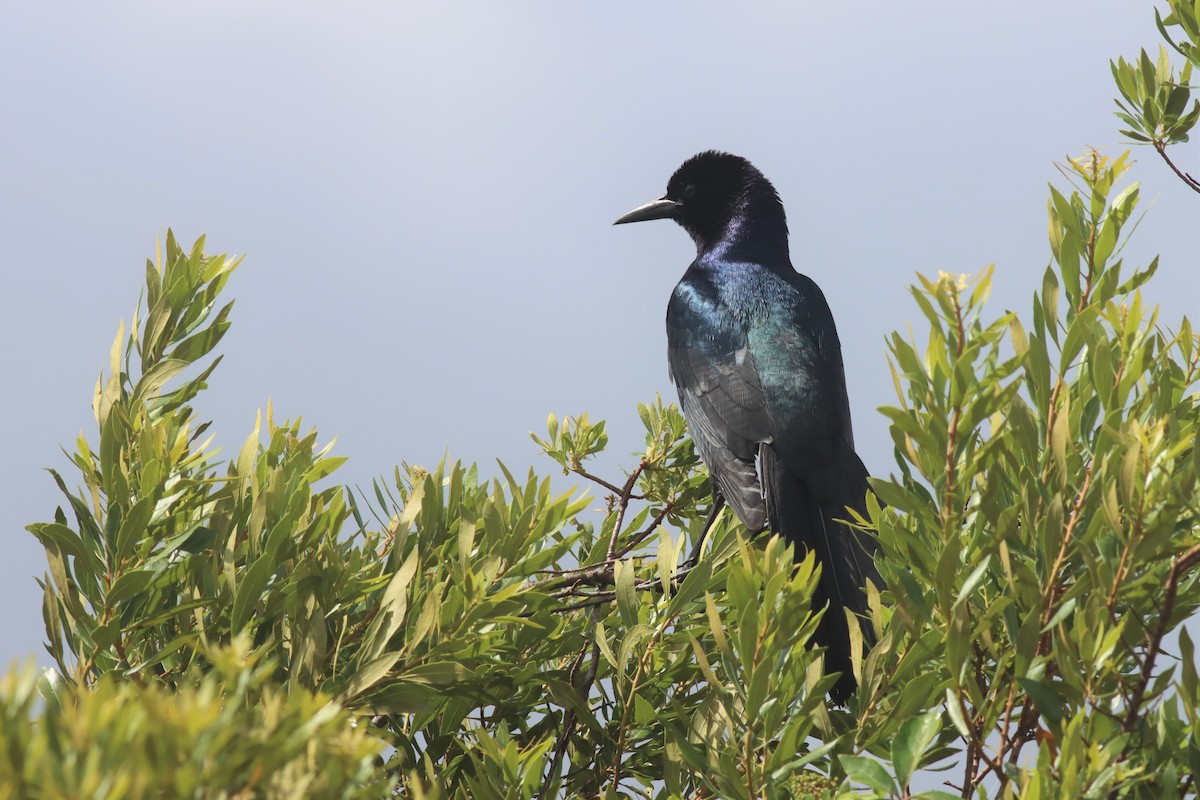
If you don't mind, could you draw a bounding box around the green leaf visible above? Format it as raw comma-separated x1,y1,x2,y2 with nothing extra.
705,592,729,654
944,689,971,737
397,661,474,686
667,556,711,616
114,497,155,563
616,624,653,679
614,559,638,626
594,622,618,669
1180,626,1197,715
338,651,405,703
29,522,91,564
839,754,897,795
953,555,992,609
106,569,156,606
231,553,276,632
892,708,943,787
360,548,420,660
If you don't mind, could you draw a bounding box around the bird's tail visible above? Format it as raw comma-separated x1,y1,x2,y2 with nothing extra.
761,446,883,704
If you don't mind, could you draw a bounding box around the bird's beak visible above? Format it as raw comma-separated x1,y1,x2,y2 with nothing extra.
613,197,681,225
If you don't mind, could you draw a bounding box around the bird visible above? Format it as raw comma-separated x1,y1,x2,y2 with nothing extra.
614,150,882,703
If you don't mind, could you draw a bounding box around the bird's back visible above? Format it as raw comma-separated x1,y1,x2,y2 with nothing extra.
669,257,852,476
668,255,881,702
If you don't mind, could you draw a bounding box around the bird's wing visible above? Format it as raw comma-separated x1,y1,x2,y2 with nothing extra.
795,272,856,450
817,311,856,451
667,280,773,530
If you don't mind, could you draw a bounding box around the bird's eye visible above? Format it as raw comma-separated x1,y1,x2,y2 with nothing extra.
683,184,697,198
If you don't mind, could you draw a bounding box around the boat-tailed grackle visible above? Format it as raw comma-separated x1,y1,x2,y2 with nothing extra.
615,151,883,702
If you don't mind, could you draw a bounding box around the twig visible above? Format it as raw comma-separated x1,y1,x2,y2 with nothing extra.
533,560,618,578
1003,463,1096,767
1120,543,1200,733
548,564,700,613
573,467,645,501
1042,463,1096,623
1104,543,1200,800
554,593,619,614
610,609,681,788
540,459,648,798
113,633,147,689
615,500,677,558
542,634,597,798
607,460,649,561
1154,142,1200,194
542,563,619,594
957,648,1006,791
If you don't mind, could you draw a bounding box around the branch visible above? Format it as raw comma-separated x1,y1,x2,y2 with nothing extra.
1005,463,1096,767
541,459,648,797
1121,542,1200,732
1154,142,1200,194
1043,463,1096,623
548,564,700,613
573,467,644,501
542,631,598,799
1105,543,1200,800
957,647,1007,791
607,460,649,560
615,500,677,558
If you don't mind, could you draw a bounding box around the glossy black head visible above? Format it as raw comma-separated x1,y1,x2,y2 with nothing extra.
614,150,789,258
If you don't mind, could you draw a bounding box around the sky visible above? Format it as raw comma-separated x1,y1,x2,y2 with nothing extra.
1,0,1196,685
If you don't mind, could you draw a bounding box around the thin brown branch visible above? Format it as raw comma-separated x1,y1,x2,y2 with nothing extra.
1042,462,1096,625
542,607,604,799
1005,464,1094,769
113,633,147,689
1105,543,1200,800
573,467,645,501
548,564,700,613
615,500,677,558
532,560,618,579
1121,542,1200,733
959,648,1007,791
609,609,680,790
956,710,1008,793
1154,141,1200,194
541,460,648,797
996,682,1019,767
970,733,1006,790
607,460,649,561
1106,527,1135,612
542,563,619,594
553,594,618,614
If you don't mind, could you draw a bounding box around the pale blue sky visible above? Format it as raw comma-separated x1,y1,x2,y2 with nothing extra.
1,1,1195,676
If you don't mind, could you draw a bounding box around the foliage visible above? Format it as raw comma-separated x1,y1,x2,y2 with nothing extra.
15,158,1198,798
6,6,1199,798
1112,0,1200,192
860,149,1200,798
0,640,391,799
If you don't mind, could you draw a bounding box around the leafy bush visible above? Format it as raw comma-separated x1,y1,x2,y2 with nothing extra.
7,5,1199,798
0,641,391,799
1111,0,1200,192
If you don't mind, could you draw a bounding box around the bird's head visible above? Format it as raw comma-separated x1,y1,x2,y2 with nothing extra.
614,150,788,256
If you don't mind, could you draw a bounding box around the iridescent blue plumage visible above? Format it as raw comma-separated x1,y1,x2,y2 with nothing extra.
616,151,882,703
